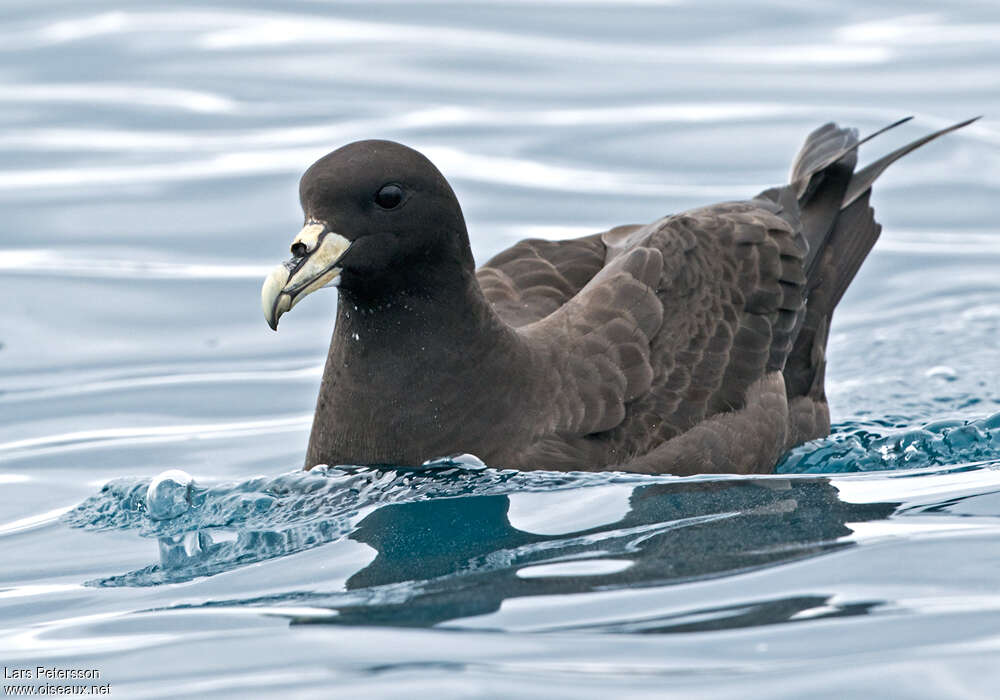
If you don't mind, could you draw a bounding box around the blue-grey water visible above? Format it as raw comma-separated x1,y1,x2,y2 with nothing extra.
2,1,1000,697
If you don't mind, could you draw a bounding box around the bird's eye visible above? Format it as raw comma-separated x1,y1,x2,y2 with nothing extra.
374,184,404,209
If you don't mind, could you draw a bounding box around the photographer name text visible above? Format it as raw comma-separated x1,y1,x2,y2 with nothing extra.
3,668,101,681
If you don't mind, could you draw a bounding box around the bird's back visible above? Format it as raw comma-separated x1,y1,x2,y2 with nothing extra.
476,118,975,474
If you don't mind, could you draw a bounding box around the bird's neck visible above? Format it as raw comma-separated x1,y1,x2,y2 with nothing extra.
332,269,514,363
305,272,533,468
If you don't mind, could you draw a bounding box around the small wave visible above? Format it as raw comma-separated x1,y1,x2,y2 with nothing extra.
0,364,321,404
0,415,310,462
778,411,1000,474
0,144,762,196
837,14,1000,47
877,230,1000,256
0,147,318,191
63,464,636,587
65,465,629,537
2,8,893,66
61,458,997,627
2,356,320,395
193,11,891,66
0,103,798,153
5,105,990,157
0,248,272,280
0,83,236,114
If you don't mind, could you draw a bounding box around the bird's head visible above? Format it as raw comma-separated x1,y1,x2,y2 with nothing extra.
261,140,472,330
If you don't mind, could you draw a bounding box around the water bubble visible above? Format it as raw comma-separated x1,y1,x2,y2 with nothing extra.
925,365,958,382
422,453,487,469
146,469,194,520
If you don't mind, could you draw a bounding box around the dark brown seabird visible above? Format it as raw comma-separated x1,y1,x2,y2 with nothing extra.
261,117,977,474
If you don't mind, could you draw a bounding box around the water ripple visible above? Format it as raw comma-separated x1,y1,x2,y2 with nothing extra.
0,415,310,462
0,249,272,279
837,14,1000,46
2,0,999,693
779,412,1000,474
1,369,319,406
0,83,236,113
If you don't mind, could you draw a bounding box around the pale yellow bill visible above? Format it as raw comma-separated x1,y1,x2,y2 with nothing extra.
261,224,351,331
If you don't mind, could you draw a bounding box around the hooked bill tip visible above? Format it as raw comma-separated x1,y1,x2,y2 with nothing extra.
262,263,292,331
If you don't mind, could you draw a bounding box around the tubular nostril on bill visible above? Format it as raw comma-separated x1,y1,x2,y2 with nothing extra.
291,242,308,258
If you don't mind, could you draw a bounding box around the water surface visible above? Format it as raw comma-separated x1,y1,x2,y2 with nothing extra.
2,1,1000,697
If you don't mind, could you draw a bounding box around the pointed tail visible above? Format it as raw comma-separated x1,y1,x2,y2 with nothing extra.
781,115,978,405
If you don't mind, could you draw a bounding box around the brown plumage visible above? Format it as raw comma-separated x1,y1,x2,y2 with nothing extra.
265,118,976,474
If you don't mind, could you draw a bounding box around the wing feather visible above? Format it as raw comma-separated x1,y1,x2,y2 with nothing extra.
477,234,607,327
503,201,812,468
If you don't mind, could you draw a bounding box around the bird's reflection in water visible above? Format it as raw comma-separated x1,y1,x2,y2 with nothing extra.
79,472,898,632
322,478,896,630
